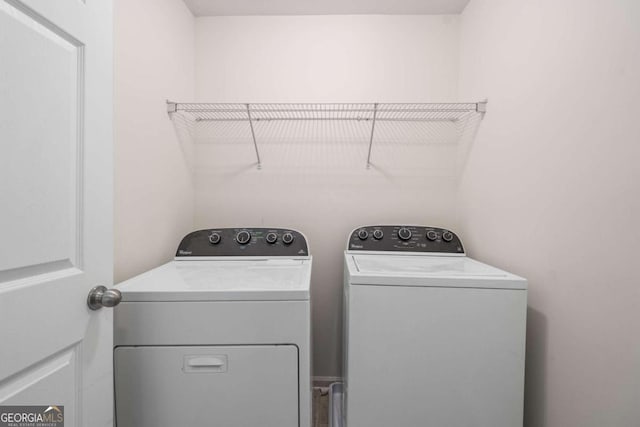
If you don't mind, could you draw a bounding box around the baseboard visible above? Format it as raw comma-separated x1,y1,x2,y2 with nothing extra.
312,376,343,388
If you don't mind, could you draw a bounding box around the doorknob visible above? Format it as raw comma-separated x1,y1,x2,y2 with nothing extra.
87,286,122,310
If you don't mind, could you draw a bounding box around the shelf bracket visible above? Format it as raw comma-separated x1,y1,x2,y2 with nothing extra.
166,100,177,116
476,99,488,114
246,104,262,170
366,103,379,169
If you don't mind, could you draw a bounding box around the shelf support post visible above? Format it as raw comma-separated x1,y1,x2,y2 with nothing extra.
246,103,262,169
366,103,379,169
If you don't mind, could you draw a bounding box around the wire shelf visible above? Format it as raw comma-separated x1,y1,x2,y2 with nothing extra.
168,101,486,169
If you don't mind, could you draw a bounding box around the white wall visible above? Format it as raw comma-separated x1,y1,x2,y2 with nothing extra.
195,15,459,103
194,15,461,377
458,1,640,426
114,0,195,282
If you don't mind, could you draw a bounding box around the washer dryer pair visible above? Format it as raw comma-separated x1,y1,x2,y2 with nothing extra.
114,224,527,427
114,228,311,427
343,225,528,427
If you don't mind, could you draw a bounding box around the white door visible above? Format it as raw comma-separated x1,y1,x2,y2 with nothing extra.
0,0,113,426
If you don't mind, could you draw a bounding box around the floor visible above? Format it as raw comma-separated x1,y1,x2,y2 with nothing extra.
313,387,330,427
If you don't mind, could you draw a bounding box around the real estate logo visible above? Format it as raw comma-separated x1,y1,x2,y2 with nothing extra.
0,405,64,427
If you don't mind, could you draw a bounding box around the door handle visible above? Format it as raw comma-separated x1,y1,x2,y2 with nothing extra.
183,355,228,373
187,357,226,368
87,285,122,310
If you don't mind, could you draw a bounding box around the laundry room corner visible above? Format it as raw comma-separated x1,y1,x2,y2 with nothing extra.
114,0,196,283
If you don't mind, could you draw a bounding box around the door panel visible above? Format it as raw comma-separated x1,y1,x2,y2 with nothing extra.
0,347,79,426
0,0,113,426
0,0,82,274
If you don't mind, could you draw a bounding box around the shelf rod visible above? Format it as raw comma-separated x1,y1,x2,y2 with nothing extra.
180,108,476,114
246,104,262,170
366,103,378,169
194,118,459,123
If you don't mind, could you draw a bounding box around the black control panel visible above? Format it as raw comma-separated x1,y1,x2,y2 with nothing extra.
176,228,309,257
347,225,464,254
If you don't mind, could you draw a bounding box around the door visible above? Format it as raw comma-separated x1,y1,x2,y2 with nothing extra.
114,345,299,427
0,0,113,426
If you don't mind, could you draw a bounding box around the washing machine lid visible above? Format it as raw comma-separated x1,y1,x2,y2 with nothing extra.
117,259,312,301
345,253,526,289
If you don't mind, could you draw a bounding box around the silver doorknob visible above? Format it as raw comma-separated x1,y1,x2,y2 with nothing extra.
87,286,122,310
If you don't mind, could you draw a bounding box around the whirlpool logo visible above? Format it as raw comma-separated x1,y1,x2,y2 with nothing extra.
0,405,64,426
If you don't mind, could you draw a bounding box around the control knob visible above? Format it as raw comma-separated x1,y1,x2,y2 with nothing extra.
426,230,438,241
442,231,454,242
282,232,294,245
357,229,369,240
208,233,221,245
398,227,412,241
265,232,278,244
235,230,251,245
372,229,384,240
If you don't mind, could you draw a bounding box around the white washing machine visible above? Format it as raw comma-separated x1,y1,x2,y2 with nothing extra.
343,225,527,427
114,228,312,427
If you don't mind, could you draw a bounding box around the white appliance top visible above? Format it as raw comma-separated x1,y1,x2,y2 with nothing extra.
345,254,526,290
345,225,526,289
118,259,312,302
117,228,312,302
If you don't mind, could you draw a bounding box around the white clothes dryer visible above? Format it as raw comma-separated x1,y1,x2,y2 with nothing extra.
114,228,312,427
343,225,527,427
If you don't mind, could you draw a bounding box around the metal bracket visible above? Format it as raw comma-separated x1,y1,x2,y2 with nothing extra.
366,103,379,169
166,100,177,116
246,104,262,170
476,99,488,114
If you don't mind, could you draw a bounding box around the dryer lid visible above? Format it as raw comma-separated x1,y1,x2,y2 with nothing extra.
117,259,312,302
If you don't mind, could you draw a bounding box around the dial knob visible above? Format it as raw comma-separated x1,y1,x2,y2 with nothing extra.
426,230,438,241
236,230,251,245
357,229,369,240
282,232,294,245
398,227,412,241
265,232,278,244
208,233,221,245
442,231,454,242
373,229,384,240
